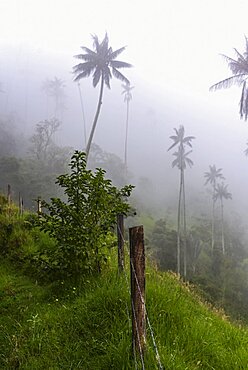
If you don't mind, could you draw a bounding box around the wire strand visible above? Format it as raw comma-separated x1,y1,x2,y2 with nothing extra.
117,222,163,370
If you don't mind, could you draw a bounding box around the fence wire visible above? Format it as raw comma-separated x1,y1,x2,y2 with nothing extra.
117,222,163,370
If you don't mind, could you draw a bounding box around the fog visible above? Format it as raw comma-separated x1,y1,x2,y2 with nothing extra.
1,0,248,231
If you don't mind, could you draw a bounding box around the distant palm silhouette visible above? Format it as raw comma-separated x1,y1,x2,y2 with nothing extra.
73,33,132,161
168,125,194,277
121,82,134,170
204,165,225,251
214,183,232,254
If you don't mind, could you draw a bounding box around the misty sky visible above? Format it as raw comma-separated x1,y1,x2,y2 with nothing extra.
1,0,248,220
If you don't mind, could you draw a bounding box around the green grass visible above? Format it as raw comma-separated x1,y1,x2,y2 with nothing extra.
0,256,248,369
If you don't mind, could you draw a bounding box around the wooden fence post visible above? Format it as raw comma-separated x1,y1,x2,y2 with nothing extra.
19,192,24,216
37,196,42,216
129,225,146,356
117,214,125,272
7,184,11,206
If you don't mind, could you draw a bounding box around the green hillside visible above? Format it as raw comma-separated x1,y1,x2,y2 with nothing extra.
1,257,248,369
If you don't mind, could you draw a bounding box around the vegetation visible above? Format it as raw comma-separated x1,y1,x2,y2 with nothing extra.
73,33,132,159
168,125,194,278
210,35,248,120
214,182,232,254
121,82,134,169
2,32,248,367
1,250,248,368
38,150,133,279
204,165,225,251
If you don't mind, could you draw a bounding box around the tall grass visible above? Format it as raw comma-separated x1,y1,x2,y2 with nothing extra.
0,256,248,369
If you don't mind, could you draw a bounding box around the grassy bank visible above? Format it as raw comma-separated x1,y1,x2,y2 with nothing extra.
0,256,248,369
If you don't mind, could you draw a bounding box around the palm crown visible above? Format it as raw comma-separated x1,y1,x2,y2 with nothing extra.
121,82,134,103
204,165,225,186
214,183,232,202
168,125,194,170
168,125,194,151
210,36,248,120
172,149,194,170
73,33,132,160
73,33,132,88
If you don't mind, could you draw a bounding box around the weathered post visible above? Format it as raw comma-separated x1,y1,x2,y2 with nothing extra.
19,192,24,216
117,214,125,272
129,225,146,357
7,184,11,206
37,196,42,216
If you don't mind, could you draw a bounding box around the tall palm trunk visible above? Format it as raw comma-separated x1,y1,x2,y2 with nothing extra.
182,170,187,279
211,180,216,252
221,198,225,254
85,73,104,162
124,99,129,171
77,82,87,148
177,168,183,275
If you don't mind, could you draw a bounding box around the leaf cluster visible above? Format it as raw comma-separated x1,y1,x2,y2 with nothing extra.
37,151,133,278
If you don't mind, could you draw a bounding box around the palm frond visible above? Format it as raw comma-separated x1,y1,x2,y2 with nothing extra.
80,47,96,56
233,48,246,63
73,61,96,72
110,60,132,69
110,46,126,60
92,34,101,52
210,74,247,91
103,69,111,89
239,81,246,118
73,53,96,62
74,69,93,81
185,157,194,167
111,67,129,84
168,141,179,151
93,68,102,87
245,89,248,120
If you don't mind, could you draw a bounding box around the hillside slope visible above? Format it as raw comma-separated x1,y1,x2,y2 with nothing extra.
0,258,248,369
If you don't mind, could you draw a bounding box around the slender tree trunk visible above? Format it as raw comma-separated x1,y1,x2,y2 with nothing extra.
77,82,87,148
182,170,187,279
211,181,216,252
55,95,58,118
221,199,225,254
177,170,183,275
124,100,129,171
85,74,104,162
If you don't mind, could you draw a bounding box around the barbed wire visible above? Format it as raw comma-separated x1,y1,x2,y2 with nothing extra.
117,222,163,370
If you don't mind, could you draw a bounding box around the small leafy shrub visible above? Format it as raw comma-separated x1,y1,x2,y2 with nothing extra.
37,151,133,279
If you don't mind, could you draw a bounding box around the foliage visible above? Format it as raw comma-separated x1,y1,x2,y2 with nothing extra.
37,150,133,278
210,35,248,120
150,219,177,271
1,258,248,369
168,125,195,278
88,143,129,187
29,118,61,160
42,77,66,118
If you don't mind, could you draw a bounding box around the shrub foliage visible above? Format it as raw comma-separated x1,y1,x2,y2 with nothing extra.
37,151,133,278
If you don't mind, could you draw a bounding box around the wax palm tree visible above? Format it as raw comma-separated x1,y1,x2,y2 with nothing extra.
210,36,248,120
204,165,225,251
168,125,194,277
77,82,87,147
121,82,134,170
42,77,66,119
73,33,132,160
214,183,232,254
